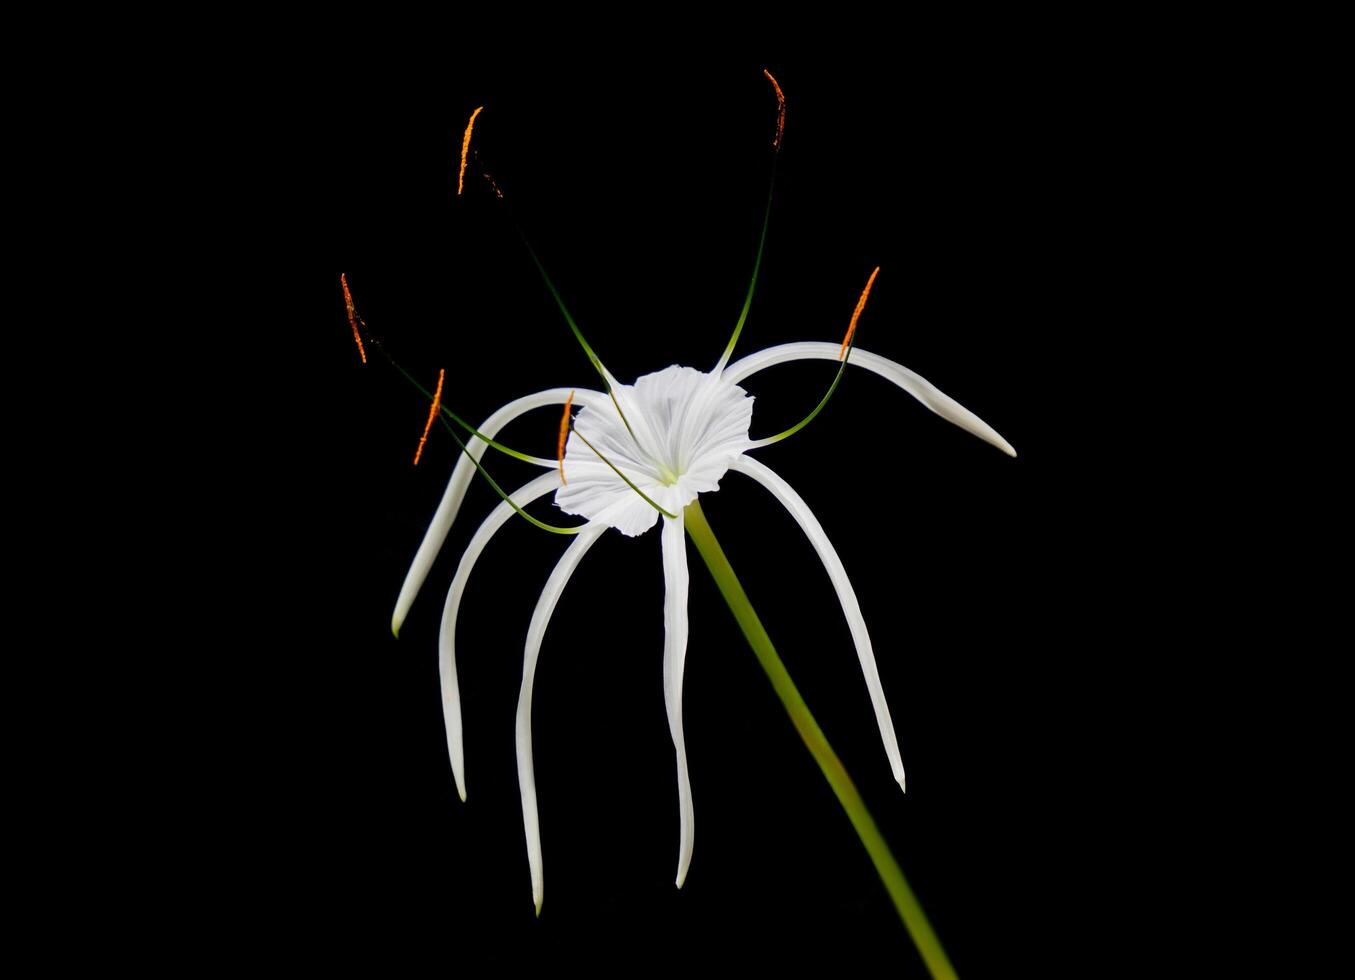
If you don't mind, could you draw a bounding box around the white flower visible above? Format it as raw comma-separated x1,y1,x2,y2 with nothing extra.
391,337,1014,914
371,71,1016,918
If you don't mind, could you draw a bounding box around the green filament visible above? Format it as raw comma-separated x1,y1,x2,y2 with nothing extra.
567,422,676,519
755,332,858,446
438,416,582,535
715,167,776,372
520,234,641,446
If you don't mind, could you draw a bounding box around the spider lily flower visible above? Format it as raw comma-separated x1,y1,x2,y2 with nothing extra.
390,323,1014,913
376,74,1015,926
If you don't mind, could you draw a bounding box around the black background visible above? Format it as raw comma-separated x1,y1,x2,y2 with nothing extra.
248,46,1153,975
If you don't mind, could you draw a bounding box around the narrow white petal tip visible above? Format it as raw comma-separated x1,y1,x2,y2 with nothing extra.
534,894,543,917
391,615,402,640
985,432,1017,457
457,785,467,804
897,772,908,794
675,870,687,889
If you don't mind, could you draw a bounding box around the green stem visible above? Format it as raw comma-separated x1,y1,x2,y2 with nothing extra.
683,499,959,980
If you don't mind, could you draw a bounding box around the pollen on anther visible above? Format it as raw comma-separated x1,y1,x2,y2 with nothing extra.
476,152,506,199
557,391,574,484
458,106,484,196
340,273,367,364
413,369,445,466
763,69,786,150
840,266,880,360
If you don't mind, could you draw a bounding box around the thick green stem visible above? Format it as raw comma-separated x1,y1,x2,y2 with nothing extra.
684,499,959,980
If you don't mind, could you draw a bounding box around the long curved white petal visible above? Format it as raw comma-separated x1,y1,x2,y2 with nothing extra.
391,387,608,636
729,456,907,792
661,512,694,887
724,342,1016,457
517,522,607,915
439,472,561,803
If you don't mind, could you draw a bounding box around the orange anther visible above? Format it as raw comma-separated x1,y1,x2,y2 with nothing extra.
458,106,484,196
763,69,786,150
557,391,575,484
840,266,880,360
413,368,445,465
341,273,367,364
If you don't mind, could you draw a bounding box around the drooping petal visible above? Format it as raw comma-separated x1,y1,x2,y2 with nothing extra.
517,522,607,915
391,387,608,636
724,342,1016,457
661,511,694,887
439,472,560,803
729,456,907,791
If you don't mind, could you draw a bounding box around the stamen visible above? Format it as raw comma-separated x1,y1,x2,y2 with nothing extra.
750,265,879,447
413,368,445,465
569,420,677,519
520,237,642,447
361,329,546,464
840,266,880,360
557,391,574,485
458,106,484,196
348,314,579,532
340,273,367,364
713,71,784,375
523,240,602,374
463,122,642,454
467,139,637,448
605,388,640,445
764,69,786,150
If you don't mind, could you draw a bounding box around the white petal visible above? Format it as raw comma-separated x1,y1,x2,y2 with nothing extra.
724,342,1016,457
729,456,907,792
517,523,607,915
439,472,561,803
391,387,608,636
661,512,694,887
554,445,667,538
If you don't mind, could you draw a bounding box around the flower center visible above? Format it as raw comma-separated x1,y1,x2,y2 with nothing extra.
554,365,755,537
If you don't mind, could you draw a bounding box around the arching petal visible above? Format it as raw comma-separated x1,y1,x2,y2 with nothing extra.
517,523,608,915
661,512,694,887
724,342,1016,457
439,472,561,803
391,387,608,636
729,456,907,791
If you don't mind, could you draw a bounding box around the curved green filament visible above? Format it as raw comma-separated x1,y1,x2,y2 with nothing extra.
754,333,858,446
684,500,959,980
438,416,582,535
567,422,677,519
520,233,641,446
441,409,545,465
522,236,604,374
714,169,776,374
